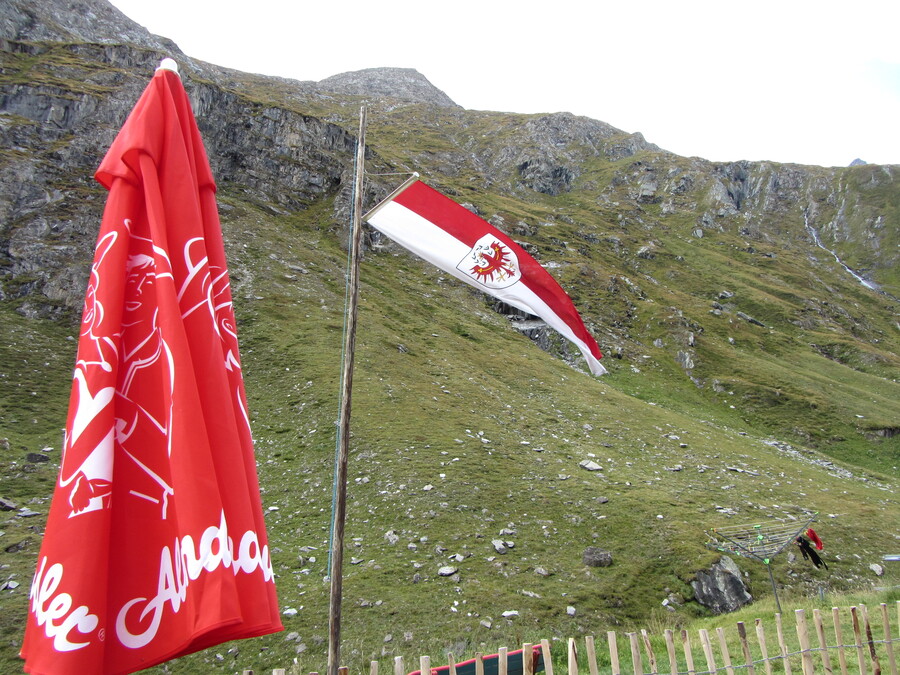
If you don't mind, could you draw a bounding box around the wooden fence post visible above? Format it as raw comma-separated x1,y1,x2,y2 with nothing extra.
796,609,815,675
585,635,600,675
698,629,717,675
540,641,553,675
640,629,658,674
607,631,621,675
813,608,834,675
681,629,695,675
627,633,643,675
447,653,458,675
523,644,533,675
833,607,849,675
394,655,405,675
755,618,773,675
881,603,897,675
420,655,430,675
475,652,484,675
776,612,794,675
568,638,578,675
737,621,756,675
851,606,868,675
370,660,379,675
499,646,509,675
272,669,286,675
663,629,678,675
716,626,735,675
861,604,882,675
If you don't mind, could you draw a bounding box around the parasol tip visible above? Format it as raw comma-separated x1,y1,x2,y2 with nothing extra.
156,58,180,75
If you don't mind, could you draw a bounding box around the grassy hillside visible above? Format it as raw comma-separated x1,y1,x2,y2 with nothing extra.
3,186,896,673
1,49,898,674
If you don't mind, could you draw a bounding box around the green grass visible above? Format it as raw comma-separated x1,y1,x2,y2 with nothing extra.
8,194,896,672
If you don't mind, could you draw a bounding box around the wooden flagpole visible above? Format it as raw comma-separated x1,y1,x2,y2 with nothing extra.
327,105,367,675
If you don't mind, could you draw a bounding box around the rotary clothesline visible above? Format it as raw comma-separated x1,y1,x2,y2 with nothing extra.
707,515,818,563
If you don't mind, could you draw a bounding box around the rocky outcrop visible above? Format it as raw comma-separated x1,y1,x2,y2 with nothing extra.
494,114,657,195
193,83,357,208
0,38,358,315
518,158,575,196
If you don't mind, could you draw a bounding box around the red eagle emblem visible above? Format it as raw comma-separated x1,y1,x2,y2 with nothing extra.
458,235,520,289
470,240,517,283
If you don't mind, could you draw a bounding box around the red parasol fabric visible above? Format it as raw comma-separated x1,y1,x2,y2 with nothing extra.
21,62,282,674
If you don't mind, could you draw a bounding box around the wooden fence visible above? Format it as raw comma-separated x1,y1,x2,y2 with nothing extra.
244,601,899,675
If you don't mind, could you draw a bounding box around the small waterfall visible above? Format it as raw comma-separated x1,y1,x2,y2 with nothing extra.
803,210,878,291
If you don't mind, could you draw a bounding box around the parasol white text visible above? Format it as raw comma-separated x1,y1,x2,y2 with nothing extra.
115,511,274,649
30,556,100,651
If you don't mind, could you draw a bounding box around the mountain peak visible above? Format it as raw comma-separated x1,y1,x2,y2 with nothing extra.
316,67,459,108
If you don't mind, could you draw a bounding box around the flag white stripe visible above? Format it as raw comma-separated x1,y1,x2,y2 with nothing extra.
368,200,471,281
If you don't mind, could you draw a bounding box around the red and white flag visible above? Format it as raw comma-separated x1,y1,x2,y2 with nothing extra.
366,180,606,375
20,63,282,674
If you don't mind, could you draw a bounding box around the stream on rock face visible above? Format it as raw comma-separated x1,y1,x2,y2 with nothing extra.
804,210,878,291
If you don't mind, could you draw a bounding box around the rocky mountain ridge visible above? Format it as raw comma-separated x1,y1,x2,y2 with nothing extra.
3,0,896,298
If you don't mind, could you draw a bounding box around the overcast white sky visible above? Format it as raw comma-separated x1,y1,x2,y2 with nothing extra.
109,0,900,168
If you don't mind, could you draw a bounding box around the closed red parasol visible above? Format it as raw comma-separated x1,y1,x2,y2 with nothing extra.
21,60,282,674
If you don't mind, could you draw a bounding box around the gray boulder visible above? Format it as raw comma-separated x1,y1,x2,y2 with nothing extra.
691,556,752,614
583,547,613,567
